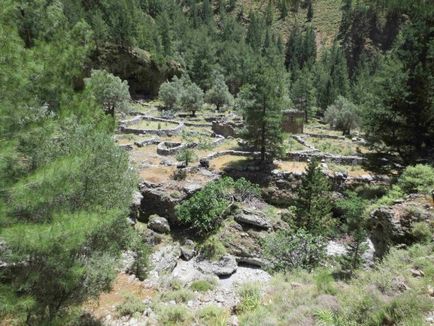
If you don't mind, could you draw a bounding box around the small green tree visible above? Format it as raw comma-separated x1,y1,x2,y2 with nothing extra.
205,72,234,111
397,164,434,195
159,76,182,110
176,148,196,167
291,68,316,122
180,80,204,117
307,1,314,21
336,192,368,273
294,160,335,235
85,69,131,118
324,96,360,135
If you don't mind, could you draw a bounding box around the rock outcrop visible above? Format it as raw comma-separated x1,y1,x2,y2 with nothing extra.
147,215,171,234
369,194,433,257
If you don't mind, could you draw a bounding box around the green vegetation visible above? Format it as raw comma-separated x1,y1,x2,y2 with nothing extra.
397,164,434,195
197,305,229,326
294,160,335,235
175,177,259,236
115,295,147,318
237,283,262,314
263,229,326,272
176,148,197,167
198,236,227,261
324,96,360,135
190,279,217,292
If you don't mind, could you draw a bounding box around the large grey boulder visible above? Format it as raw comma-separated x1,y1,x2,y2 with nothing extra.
150,244,181,275
235,208,272,230
148,214,170,234
196,255,237,277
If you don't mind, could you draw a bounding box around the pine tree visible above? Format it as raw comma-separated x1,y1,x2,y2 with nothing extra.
246,12,264,49
291,67,316,122
265,1,273,26
238,61,288,162
295,160,334,236
201,0,213,24
307,1,314,22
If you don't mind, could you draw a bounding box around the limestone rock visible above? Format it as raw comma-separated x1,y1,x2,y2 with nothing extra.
181,239,196,261
235,209,272,230
148,215,170,234
150,244,181,275
196,255,237,277
369,194,433,257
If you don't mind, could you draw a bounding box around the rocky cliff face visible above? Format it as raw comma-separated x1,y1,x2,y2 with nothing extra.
92,45,181,98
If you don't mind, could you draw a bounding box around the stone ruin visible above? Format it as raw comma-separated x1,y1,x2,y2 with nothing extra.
282,110,304,134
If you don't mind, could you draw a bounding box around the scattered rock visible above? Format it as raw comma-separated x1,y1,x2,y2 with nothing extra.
410,268,425,278
183,183,202,195
148,215,170,234
196,255,238,277
235,208,272,230
181,240,196,261
200,158,210,168
150,244,181,276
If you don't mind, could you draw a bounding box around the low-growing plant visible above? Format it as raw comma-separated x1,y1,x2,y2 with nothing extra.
160,289,194,303
237,283,261,313
397,164,434,195
314,269,337,295
157,304,192,326
190,279,216,292
196,305,229,326
411,222,432,243
115,295,146,317
198,236,226,261
176,148,196,167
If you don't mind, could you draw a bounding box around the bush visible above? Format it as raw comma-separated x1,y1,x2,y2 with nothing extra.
197,305,229,326
263,229,326,272
314,269,337,295
411,222,432,243
115,295,146,317
176,148,196,167
198,236,226,261
237,283,261,313
160,289,194,303
157,305,192,326
175,177,258,236
397,164,434,195
190,279,216,292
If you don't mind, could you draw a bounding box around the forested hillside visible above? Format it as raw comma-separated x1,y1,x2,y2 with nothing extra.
0,0,433,325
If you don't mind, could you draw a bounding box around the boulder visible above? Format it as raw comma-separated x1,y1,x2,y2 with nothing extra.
196,255,238,277
181,239,196,261
368,194,433,257
150,244,181,276
235,209,272,230
148,215,170,234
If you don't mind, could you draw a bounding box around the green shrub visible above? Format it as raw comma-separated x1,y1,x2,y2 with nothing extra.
158,305,192,326
197,305,229,326
237,283,261,313
314,269,337,295
198,236,226,261
115,295,146,317
190,279,216,292
397,164,434,195
411,222,432,243
176,148,196,166
160,289,194,303
175,177,259,236
263,229,326,272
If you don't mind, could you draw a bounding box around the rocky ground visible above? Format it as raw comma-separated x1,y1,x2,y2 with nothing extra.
85,101,432,325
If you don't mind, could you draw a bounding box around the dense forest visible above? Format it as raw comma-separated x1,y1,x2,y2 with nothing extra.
0,0,433,325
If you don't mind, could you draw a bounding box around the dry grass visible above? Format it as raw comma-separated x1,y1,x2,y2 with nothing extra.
210,155,249,171
276,161,308,173
84,273,155,320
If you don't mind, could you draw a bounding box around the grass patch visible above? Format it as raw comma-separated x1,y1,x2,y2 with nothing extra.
190,279,217,292
115,295,146,317
157,304,193,326
237,283,262,314
196,305,229,326
160,289,194,304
